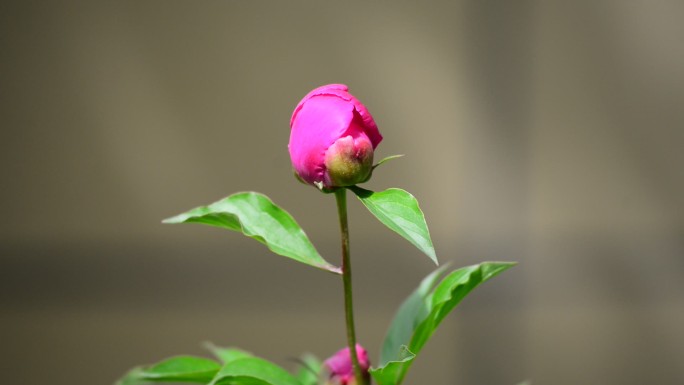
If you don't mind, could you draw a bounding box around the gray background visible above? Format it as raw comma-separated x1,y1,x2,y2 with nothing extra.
1,1,683,384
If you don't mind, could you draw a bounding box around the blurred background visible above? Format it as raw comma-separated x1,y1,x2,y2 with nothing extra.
1,1,683,384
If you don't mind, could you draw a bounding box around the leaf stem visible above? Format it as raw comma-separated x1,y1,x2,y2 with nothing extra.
334,188,366,385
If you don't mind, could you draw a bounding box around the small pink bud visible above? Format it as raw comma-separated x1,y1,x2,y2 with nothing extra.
289,84,382,190
324,344,370,385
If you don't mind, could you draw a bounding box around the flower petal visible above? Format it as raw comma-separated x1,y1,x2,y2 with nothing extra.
288,95,354,185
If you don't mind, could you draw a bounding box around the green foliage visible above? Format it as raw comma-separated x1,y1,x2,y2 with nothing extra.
127,172,515,385
379,265,449,365
293,353,323,385
115,350,306,385
204,342,253,364
115,356,221,384
208,357,302,385
143,356,220,383
115,367,154,385
163,192,340,274
370,262,516,385
349,186,437,265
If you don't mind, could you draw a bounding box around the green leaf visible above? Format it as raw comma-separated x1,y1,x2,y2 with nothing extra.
369,346,415,385
349,187,437,265
138,355,221,383
164,192,340,274
370,262,516,385
114,367,154,385
379,265,450,364
204,342,253,364
294,353,323,385
209,357,302,385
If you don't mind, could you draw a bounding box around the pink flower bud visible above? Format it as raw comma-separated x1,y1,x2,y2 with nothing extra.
289,84,382,189
323,344,371,385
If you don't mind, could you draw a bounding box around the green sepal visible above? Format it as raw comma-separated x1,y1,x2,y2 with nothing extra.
373,154,404,170
359,154,404,183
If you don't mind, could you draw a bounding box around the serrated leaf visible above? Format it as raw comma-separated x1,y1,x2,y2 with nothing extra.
370,262,516,385
349,187,437,265
294,353,323,385
209,357,302,385
204,342,254,364
138,355,221,383
164,192,340,274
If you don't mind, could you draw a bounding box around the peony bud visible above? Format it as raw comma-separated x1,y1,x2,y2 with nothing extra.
289,84,382,190
323,344,370,385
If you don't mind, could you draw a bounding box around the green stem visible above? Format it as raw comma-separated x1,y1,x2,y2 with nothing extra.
334,188,366,385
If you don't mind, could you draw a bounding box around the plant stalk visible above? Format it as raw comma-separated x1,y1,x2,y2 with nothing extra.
334,188,366,385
